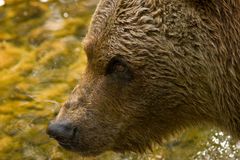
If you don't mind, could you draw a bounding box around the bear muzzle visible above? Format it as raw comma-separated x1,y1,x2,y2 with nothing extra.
47,121,78,149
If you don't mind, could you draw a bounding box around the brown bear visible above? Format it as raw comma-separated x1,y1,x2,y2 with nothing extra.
47,0,240,157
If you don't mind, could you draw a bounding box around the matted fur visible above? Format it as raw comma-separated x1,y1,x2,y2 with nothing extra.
49,0,240,156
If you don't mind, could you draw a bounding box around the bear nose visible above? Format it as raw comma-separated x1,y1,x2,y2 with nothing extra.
47,122,76,140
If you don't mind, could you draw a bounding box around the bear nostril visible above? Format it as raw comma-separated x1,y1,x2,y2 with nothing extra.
47,122,76,140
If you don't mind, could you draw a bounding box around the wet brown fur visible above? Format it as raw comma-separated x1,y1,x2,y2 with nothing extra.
52,0,240,156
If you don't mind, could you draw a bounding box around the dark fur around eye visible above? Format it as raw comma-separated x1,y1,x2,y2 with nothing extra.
105,56,133,81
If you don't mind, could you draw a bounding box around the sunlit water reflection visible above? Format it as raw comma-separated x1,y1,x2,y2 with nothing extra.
0,0,5,7
194,131,240,160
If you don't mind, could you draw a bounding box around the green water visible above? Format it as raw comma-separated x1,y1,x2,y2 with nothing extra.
0,0,239,159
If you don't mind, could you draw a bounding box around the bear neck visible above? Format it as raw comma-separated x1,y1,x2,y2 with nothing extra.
201,0,240,137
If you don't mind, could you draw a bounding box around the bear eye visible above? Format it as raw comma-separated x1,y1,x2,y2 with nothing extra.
106,57,127,75
105,56,133,81
113,62,126,73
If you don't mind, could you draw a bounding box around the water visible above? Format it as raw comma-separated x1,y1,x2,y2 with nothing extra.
0,0,239,159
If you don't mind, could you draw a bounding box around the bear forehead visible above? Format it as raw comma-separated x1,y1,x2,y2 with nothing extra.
82,0,120,56
86,0,161,36
86,0,120,39
83,0,164,54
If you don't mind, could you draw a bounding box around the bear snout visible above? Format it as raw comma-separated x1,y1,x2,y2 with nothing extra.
47,121,77,142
